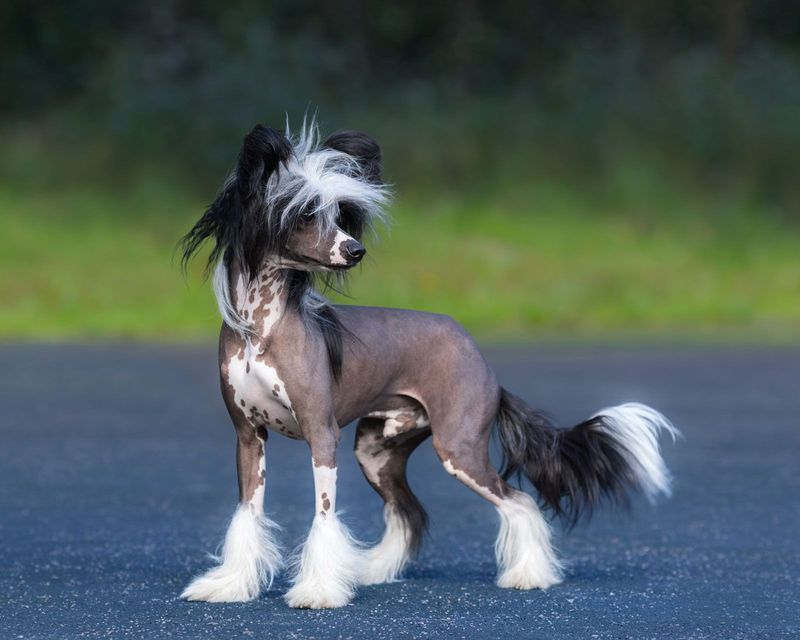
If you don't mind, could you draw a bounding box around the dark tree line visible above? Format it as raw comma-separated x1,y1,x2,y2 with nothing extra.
2,1,798,208
2,0,799,113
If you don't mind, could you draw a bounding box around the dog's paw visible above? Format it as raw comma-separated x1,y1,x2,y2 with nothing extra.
181,568,260,603
284,582,353,609
496,569,562,591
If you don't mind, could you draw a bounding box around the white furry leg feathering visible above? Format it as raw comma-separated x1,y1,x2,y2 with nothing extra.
360,505,411,585
284,512,365,609
495,491,563,590
181,505,282,603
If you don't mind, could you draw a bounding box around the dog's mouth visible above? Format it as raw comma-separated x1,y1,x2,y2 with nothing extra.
277,252,357,272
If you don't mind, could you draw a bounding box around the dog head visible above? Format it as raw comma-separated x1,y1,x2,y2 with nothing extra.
182,121,389,279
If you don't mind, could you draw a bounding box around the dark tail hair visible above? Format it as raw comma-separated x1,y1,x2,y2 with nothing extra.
495,388,678,527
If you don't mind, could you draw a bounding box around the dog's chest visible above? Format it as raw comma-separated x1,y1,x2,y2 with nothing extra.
223,266,303,439
226,352,302,439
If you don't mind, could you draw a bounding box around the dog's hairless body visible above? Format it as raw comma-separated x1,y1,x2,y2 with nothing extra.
180,121,678,609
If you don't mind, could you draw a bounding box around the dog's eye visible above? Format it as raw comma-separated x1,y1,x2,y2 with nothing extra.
300,210,315,223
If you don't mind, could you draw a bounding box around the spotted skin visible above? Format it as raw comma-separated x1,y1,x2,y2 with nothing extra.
354,419,431,559
366,408,430,438
221,265,303,442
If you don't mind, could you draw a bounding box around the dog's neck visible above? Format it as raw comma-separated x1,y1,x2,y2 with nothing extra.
231,261,293,340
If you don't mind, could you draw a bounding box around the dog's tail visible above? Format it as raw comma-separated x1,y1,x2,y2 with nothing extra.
495,388,679,526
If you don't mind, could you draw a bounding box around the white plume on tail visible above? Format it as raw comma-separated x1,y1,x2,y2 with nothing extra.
592,402,680,501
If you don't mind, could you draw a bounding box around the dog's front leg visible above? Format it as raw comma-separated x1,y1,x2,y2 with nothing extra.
284,423,365,609
181,427,283,602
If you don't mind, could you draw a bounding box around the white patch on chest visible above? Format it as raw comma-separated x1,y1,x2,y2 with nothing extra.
226,266,302,439
227,350,302,439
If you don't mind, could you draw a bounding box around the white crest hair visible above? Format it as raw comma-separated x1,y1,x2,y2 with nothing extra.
276,117,390,233
212,117,391,337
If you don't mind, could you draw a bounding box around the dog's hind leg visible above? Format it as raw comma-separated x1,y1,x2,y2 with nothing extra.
432,413,563,591
354,418,431,585
181,425,283,603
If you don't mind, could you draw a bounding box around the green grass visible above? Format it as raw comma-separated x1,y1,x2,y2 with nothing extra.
1,168,799,343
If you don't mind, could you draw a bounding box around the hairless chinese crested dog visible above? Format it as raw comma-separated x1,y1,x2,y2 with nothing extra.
179,121,679,609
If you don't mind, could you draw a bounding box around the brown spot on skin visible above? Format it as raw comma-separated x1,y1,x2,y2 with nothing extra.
275,419,283,425
273,383,280,391
240,399,246,407
272,390,279,397
322,497,331,511
245,361,250,373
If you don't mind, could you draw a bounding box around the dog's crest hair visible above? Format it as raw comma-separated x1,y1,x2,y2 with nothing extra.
181,118,390,380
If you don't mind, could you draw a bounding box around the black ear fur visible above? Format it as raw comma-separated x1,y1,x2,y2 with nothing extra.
180,125,292,279
235,126,293,278
323,130,383,183
237,125,293,212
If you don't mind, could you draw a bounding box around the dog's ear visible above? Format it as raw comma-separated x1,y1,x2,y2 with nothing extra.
236,125,293,206
181,125,292,278
234,125,293,277
322,130,383,183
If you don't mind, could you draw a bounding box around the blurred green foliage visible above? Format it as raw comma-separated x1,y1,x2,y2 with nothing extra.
1,1,799,340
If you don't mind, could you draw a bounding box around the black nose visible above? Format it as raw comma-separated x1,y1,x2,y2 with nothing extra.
343,240,366,262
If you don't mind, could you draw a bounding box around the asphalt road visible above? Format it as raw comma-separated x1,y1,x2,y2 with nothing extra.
1,343,798,639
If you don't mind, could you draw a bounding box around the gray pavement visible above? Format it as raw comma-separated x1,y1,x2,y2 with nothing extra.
0,343,798,639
